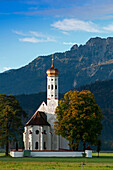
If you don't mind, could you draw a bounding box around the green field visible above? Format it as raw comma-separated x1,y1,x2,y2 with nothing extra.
0,153,113,170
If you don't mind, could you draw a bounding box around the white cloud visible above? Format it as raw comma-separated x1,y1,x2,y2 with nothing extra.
63,42,76,45
19,37,40,43
103,23,113,32
13,30,56,43
29,31,45,37
51,18,101,33
19,36,56,43
12,30,27,36
62,31,69,35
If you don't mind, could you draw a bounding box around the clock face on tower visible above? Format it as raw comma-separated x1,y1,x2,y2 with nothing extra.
48,100,56,107
47,99,58,113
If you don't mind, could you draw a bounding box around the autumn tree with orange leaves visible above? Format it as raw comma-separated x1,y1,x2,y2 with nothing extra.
54,90,102,151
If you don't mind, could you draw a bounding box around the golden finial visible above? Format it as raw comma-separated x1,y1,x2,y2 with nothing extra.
52,54,54,66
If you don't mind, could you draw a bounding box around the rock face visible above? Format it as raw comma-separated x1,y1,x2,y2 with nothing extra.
1,37,113,95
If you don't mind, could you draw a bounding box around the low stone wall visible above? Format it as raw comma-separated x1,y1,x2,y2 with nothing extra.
10,150,92,158
31,151,84,157
10,151,23,157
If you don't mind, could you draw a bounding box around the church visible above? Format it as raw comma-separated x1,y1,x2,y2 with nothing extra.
23,58,69,151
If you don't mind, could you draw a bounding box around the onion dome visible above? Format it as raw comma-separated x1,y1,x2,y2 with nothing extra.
46,58,59,77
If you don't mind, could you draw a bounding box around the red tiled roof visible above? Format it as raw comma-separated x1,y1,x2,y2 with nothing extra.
25,110,50,126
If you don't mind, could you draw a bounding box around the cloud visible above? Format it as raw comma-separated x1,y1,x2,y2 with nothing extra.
63,42,76,45
13,30,56,43
29,31,46,38
103,23,113,32
51,19,101,33
1,1,113,21
19,36,56,43
12,30,27,36
62,31,69,35
19,37,40,43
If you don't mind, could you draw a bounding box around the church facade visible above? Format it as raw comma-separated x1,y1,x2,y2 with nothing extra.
23,59,69,150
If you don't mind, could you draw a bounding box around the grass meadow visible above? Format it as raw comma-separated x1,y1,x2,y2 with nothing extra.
0,152,113,169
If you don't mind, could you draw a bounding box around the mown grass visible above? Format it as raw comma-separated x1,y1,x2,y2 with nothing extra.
0,153,113,170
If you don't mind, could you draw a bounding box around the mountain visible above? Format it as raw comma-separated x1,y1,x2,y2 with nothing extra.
16,79,113,150
1,37,113,95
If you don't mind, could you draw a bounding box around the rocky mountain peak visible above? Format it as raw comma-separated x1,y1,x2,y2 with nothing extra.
1,37,113,95
86,37,106,46
71,44,78,50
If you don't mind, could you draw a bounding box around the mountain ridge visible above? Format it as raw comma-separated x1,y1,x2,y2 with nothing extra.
1,37,113,95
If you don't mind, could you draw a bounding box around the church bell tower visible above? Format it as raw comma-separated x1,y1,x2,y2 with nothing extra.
46,56,59,113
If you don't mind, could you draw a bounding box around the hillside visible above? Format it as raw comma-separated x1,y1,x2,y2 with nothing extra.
1,37,113,95
77,80,113,150
16,79,113,150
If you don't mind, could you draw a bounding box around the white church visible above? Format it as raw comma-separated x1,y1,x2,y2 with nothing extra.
23,58,69,151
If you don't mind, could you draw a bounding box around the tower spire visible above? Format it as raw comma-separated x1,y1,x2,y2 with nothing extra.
52,54,54,67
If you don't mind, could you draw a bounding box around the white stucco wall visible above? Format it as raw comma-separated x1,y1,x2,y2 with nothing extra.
85,150,92,158
10,151,23,157
38,102,48,112
24,125,51,151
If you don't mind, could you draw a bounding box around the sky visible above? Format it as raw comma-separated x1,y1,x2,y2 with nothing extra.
1,0,113,72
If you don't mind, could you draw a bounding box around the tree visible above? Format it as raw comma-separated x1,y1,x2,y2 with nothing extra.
96,139,101,157
54,90,103,150
0,94,27,156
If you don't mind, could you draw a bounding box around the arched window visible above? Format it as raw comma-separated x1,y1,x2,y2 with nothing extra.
51,84,53,90
35,142,38,149
29,142,31,150
36,130,39,135
44,130,46,134
55,85,57,89
44,142,46,150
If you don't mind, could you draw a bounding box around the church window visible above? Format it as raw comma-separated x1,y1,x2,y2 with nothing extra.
48,85,50,89
43,142,46,150
35,142,38,149
36,130,39,135
29,142,31,150
51,95,53,97
51,84,53,90
55,85,57,89
29,130,32,134
44,130,46,134
51,79,53,81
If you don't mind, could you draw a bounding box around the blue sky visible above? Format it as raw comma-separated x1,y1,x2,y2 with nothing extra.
1,0,113,72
